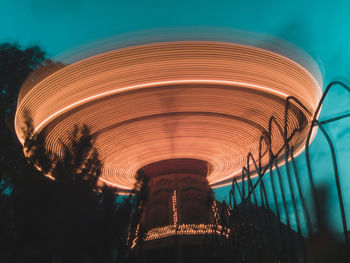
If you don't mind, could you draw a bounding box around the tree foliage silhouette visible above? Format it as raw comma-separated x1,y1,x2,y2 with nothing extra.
0,43,45,188
0,43,134,263
10,117,135,263
9,119,103,262
0,43,46,262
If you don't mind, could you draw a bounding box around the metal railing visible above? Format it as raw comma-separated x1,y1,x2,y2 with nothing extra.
228,81,350,261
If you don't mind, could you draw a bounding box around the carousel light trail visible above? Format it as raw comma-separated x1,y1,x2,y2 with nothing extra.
15,41,322,192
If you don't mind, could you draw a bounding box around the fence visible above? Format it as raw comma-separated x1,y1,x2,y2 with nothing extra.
228,81,350,262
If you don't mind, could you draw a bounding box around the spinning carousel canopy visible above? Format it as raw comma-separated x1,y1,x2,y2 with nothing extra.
15,41,322,192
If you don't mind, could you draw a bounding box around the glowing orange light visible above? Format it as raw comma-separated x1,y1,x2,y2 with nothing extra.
130,223,231,247
15,41,322,192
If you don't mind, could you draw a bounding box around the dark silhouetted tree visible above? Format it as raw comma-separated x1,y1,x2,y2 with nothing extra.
10,116,135,263
0,43,46,262
9,121,103,263
0,42,134,263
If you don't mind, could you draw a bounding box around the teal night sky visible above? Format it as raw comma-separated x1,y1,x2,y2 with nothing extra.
2,0,350,235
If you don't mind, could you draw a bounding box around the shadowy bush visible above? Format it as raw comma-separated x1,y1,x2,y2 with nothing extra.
7,116,135,263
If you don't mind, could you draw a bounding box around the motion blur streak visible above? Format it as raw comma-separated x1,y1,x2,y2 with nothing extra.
15,41,322,192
